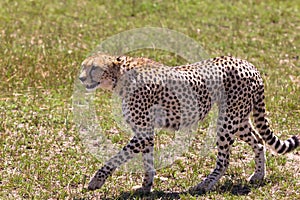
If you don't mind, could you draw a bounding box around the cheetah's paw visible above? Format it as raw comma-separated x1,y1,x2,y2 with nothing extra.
87,175,106,191
188,178,217,194
249,172,264,185
133,186,152,194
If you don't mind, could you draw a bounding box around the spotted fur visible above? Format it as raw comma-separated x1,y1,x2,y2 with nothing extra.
79,53,299,193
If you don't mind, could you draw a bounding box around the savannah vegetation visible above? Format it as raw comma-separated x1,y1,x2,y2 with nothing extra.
0,0,299,199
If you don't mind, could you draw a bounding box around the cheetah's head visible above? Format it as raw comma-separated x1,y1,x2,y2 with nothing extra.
79,54,121,92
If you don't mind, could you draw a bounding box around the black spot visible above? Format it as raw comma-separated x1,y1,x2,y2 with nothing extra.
257,117,264,122
266,134,273,141
277,143,286,154
269,136,276,145
145,148,151,153
220,136,225,142
274,139,281,149
292,135,299,147
253,113,259,117
133,149,140,153
261,124,268,130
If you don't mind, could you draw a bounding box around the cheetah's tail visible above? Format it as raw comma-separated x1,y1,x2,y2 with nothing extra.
253,85,299,154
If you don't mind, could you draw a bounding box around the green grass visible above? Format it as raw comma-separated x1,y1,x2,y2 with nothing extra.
1,0,299,199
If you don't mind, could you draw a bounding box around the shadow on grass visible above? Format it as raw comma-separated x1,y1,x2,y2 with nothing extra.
101,180,260,200
115,190,182,200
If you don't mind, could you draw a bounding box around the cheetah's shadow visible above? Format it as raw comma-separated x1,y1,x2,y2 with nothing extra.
111,181,255,200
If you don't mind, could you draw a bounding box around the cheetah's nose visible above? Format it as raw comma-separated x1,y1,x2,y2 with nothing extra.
79,76,87,82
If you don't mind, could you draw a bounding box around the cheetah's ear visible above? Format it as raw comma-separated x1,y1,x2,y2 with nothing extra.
114,56,127,66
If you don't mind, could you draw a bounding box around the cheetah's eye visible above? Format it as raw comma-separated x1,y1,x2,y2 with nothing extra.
90,65,103,76
90,65,97,72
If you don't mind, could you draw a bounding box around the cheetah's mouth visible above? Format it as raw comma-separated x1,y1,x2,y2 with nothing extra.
85,82,100,91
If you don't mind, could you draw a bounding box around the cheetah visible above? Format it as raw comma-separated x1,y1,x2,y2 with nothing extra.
79,53,299,193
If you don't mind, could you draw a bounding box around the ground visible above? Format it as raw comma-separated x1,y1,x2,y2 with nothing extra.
0,0,299,199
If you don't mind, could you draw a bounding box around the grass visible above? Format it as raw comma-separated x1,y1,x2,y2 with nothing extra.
1,0,299,199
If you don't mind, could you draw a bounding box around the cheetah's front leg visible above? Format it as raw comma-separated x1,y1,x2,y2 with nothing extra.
88,136,149,190
137,143,155,193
